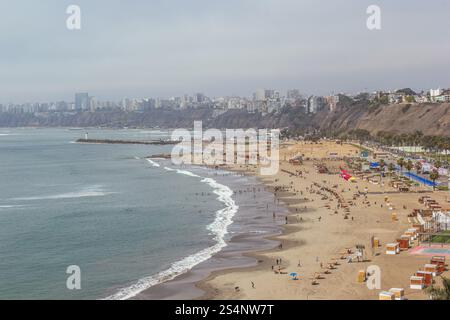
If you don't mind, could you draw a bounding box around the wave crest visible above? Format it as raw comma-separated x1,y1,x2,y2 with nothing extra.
104,167,238,300
12,185,115,201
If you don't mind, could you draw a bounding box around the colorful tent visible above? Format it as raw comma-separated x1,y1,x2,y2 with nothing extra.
340,169,356,182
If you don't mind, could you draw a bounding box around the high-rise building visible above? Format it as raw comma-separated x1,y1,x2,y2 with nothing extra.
254,89,275,101
75,93,89,110
430,88,442,102
265,89,275,100
325,95,340,111
89,96,98,111
287,89,301,99
122,97,130,110
193,93,206,104
307,96,326,114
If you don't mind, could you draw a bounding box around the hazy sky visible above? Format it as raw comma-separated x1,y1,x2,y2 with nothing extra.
1,0,450,103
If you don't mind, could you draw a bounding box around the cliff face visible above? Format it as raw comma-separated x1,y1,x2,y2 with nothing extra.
1,102,449,136
316,102,450,135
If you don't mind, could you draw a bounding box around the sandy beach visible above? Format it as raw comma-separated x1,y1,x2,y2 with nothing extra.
196,140,450,300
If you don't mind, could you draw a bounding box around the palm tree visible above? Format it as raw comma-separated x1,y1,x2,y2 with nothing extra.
415,161,422,174
379,159,386,183
397,157,405,173
427,276,450,300
388,163,395,176
412,130,424,154
430,169,439,191
405,160,413,176
435,160,442,171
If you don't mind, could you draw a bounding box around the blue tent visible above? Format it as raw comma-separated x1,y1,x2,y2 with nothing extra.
370,162,380,168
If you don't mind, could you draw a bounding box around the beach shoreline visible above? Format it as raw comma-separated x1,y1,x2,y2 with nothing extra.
194,164,312,300
133,165,290,300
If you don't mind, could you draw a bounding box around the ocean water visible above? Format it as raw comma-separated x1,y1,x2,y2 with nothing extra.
0,128,238,300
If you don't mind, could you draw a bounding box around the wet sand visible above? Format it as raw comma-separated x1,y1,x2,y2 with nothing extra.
135,168,289,300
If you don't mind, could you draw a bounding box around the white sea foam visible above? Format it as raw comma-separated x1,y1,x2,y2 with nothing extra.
139,130,168,135
12,185,115,201
146,159,160,167
175,169,200,178
104,167,238,300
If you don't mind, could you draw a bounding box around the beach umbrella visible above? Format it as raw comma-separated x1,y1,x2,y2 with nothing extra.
290,272,298,280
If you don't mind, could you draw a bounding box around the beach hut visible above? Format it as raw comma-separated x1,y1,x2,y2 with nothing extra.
416,271,433,287
386,243,400,255
430,256,446,273
406,229,418,240
400,235,412,246
357,270,366,283
397,238,410,250
379,291,395,300
410,276,425,290
389,288,405,300
373,237,380,248
424,264,439,276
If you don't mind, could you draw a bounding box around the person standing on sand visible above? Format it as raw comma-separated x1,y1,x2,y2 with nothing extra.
251,282,255,289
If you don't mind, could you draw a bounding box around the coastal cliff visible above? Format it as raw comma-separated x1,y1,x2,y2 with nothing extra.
1,102,449,136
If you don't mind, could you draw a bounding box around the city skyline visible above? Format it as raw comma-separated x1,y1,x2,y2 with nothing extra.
1,0,450,103
2,85,449,115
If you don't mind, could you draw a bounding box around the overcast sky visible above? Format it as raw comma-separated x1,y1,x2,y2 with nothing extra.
1,0,450,103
